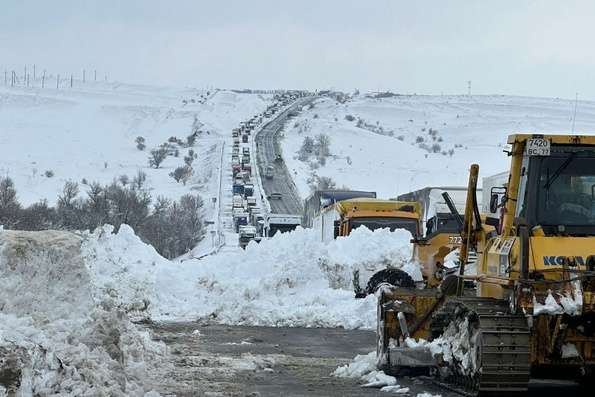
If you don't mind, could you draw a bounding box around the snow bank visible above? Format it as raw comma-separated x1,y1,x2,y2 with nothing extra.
81,224,421,329
0,230,166,396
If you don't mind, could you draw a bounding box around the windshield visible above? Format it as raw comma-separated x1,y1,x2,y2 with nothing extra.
350,217,418,236
426,213,460,236
534,151,595,227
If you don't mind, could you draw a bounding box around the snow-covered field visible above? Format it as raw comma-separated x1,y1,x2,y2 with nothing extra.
281,94,595,199
0,82,270,206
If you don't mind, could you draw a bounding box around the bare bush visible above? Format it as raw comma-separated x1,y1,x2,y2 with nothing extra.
344,114,355,122
298,136,315,161
170,165,193,185
149,147,168,168
119,175,129,186
135,136,146,151
44,170,54,178
315,134,331,157
0,177,21,228
132,170,147,190
184,149,197,167
0,177,205,258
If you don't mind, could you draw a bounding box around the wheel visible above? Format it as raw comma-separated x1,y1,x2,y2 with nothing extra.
364,268,415,296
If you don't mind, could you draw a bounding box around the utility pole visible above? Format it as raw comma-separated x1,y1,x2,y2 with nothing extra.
70,74,73,88
83,69,86,83
42,70,46,88
57,74,60,89
94,69,97,81
11,71,15,87
467,80,472,96
24,65,27,83
33,64,36,80
571,93,579,133
26,74,29,87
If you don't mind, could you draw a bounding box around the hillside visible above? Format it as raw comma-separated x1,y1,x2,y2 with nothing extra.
281,94,595,199
0,82,271,206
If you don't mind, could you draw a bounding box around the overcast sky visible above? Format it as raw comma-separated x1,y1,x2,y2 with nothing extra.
2,0,595,99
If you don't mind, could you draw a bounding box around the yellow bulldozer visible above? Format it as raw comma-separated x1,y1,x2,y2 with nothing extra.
377,134,595,395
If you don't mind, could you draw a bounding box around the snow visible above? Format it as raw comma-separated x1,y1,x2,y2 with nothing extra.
561,343,580,359
81,223,420,329
0,229,167,396
0,83,271,258
281,95,595,199
534,287,583,316
332,351,398,389
332,351,377,379
0,83,270,207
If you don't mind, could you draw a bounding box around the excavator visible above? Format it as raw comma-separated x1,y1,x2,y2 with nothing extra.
377,134,595,395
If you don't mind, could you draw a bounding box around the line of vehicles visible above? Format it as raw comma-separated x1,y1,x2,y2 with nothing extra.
230,92,307,248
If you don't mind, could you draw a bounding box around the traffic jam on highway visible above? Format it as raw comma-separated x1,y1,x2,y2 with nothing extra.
230,92,306,248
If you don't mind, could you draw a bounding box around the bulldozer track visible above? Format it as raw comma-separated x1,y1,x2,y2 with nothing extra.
431,297,531,396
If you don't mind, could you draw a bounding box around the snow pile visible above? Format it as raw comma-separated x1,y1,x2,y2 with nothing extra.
533,284,583,316
332,351,377,379
81,224,421,329
561,343,580,359
0,229,166,396
332,351,435,395
332,351,398,389
404,317,479,378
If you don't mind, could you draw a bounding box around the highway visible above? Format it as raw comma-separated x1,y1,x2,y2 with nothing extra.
255,96,316,215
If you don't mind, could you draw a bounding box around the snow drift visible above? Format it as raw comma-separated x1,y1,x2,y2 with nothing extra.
0,230,166,396
82,224,421,329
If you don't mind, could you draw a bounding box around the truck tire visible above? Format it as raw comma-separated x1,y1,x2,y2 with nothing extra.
364,268,415,296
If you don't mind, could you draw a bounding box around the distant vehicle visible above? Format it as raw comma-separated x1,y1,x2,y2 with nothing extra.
232,194,244,209
265,165,274,179
264,214,302,237
238,225,257,249
244,184,254,197
268,192,282,200
232,182,244,195
246,197,257,207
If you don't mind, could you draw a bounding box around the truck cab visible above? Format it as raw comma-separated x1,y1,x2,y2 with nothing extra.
333,199,421,238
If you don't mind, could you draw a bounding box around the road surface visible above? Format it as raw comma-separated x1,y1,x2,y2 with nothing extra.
141,323,453,397
255,97,316,215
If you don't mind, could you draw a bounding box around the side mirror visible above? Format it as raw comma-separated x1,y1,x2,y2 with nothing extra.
489,194,499,214
489,186,507,213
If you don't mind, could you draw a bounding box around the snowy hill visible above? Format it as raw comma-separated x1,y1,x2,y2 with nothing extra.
0,82,271,206
281,94,595,199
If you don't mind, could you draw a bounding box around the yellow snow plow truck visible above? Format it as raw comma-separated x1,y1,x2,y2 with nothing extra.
377,134,595,396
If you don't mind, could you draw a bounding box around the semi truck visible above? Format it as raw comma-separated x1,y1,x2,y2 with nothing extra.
397,186,483,287
264,214,302,237
303,189,377,228
312,198,421,243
